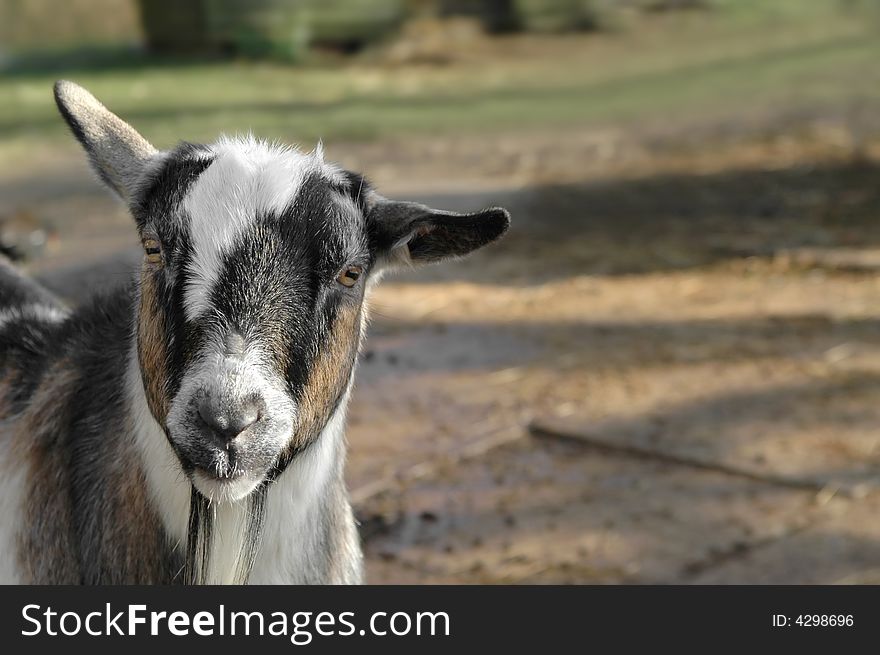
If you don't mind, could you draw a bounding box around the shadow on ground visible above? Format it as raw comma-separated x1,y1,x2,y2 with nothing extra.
22,158,880,296
403,158,880,284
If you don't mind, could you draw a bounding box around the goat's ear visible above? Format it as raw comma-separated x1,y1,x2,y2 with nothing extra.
53,80,157,202
368,198,510,268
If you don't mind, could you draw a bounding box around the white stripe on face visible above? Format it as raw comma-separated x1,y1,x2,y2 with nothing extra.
181,136,333,322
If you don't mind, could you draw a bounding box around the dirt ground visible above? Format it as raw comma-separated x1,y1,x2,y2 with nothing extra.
4,116,880,584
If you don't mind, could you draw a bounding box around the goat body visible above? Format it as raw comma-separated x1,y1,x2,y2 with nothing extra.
0,82,509,584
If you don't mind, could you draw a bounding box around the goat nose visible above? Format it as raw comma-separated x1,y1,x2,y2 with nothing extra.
197,397,260,445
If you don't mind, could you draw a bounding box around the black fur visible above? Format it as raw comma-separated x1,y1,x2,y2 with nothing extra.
366,200,511,263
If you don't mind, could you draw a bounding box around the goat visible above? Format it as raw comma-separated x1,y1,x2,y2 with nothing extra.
0,81,509,584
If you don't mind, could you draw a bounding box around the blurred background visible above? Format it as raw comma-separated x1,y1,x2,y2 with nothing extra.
3,0,880,583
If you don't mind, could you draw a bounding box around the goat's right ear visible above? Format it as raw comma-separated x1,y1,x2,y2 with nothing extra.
53,80,157,202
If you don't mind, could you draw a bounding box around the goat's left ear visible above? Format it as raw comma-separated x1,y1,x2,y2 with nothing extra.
368,198,510,268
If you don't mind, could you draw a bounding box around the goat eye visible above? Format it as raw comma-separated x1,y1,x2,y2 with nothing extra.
336,265,362,288
143,238,162,265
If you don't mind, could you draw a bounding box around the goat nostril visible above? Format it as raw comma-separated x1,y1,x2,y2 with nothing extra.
233,406,260,434
197,398,225,432
196,397,261,445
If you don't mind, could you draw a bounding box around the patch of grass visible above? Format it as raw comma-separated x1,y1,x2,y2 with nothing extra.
0,1,878,163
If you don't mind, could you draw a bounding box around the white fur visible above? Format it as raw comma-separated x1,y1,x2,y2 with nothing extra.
0,305,68,331
127,349,191,557
202,398,346,585
182,136,335,321
249,393,346,584
128,340,351,584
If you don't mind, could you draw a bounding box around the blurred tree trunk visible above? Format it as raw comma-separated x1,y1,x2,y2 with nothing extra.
137,0,405,59
136,0,212,54
438,0,520,32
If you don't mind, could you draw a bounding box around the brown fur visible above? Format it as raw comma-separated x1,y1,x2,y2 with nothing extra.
137,270,170,421
289,302,362,456
18,361,81,583
17,356,176,583
93,415,176,583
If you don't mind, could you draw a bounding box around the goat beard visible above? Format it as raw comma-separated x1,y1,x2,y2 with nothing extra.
185,482,268,585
